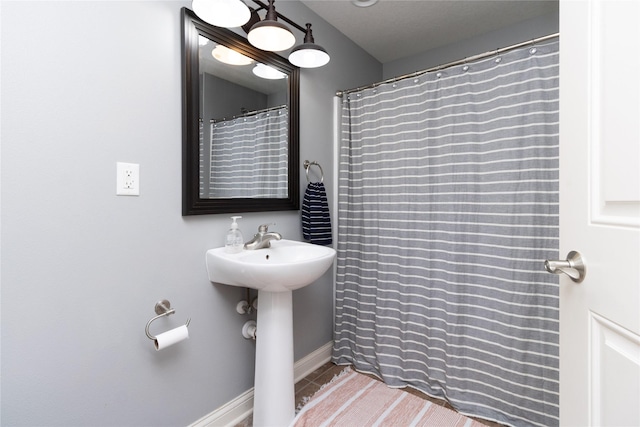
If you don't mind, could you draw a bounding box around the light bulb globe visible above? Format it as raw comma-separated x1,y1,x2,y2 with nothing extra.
289,44,330,68
248,20,295,52
192,0,250,28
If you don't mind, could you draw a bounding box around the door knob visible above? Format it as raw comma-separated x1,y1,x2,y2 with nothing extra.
544,251,586,283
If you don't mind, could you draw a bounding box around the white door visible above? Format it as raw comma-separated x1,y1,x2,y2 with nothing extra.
559,0,640,425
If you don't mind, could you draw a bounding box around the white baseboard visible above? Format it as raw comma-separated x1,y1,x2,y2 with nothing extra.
190,341,333,427
293,341,333,382
190,388,254,427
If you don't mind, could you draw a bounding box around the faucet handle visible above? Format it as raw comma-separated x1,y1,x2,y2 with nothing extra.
258,223,275,233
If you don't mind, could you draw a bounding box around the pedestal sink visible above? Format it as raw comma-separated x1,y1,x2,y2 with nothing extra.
206,240,336,427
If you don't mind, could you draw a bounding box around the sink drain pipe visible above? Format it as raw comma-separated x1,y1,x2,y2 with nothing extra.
236,289,259,315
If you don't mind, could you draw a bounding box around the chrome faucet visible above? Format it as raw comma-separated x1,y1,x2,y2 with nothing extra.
244,224,282,250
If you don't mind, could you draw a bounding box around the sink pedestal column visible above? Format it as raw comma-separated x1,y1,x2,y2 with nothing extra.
253,290,295,427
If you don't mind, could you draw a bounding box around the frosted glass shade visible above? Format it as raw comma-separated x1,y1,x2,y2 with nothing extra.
192,0,250,28
248,21,295,52
288,44,330,68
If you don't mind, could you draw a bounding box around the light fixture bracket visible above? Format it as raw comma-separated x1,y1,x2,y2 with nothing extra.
303,23,314,44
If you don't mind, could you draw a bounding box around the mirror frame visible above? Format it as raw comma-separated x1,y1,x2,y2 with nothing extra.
181,7,300,215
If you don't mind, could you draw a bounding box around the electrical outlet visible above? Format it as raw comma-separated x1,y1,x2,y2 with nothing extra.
116,162,139,196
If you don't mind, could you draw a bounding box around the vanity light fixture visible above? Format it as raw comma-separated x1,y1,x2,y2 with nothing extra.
247,0,295,52
192,0,251,28
192,0,331,68
212,45,254,66
288,23,330,68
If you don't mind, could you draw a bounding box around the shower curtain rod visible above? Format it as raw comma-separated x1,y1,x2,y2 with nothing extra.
335,32,559,97
210,104,287,123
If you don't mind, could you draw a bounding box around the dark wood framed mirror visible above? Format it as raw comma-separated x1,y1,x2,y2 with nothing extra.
181,7,299,215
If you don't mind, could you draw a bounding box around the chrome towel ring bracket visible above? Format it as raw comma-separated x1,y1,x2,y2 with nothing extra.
304,160,324,183
145,299,191,340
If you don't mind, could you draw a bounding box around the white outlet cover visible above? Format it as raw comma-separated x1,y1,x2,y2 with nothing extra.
116,162,139,196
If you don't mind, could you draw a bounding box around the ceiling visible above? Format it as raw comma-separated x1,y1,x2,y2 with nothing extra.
299,0,559,64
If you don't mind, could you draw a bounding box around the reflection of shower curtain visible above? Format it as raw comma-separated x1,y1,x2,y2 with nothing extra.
208,106,288,198
333,40,559,427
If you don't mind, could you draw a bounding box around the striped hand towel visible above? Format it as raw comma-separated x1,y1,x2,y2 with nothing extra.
301,182,332,245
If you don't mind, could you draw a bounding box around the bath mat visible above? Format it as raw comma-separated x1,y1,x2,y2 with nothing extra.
292,367,488,427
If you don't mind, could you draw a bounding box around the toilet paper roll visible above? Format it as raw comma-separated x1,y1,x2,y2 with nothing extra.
154,325,189,351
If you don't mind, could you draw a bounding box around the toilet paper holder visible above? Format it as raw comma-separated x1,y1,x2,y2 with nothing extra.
145,299,191,340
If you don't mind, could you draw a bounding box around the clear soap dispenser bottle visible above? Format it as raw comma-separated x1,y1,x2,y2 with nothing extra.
225,216,244,253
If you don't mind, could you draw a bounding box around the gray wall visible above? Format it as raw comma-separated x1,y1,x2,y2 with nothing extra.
0,1,378,426
384,11,559,79
203,74,268,121
1,1,557,426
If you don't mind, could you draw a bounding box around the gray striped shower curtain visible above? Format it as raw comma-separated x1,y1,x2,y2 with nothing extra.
333,40,559,427
207,106,288,198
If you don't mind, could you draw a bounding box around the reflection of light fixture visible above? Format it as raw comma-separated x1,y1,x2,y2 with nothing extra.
192,0,250,28
212,45,253,65
288,24,330,68
198,35,209,46
247,0,295,52
252,63,286,79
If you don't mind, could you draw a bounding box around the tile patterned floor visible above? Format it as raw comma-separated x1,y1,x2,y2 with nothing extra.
235,362,506,427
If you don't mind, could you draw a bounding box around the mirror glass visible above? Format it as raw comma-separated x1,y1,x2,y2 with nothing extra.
182,7,300,215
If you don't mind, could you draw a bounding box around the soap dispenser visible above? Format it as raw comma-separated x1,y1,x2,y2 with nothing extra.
225,216,244,253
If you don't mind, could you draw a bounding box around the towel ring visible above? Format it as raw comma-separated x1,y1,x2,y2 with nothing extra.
304,160,324,183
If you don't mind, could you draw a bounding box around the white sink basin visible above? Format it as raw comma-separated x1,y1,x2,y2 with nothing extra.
206,239,336,292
